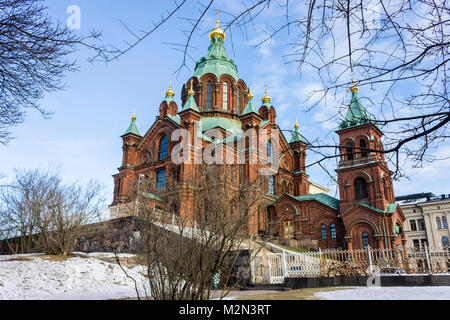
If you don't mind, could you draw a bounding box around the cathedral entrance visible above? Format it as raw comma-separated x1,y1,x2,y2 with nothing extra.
284,221,294,239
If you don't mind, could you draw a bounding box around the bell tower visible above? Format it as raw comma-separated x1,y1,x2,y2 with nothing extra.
336,81,394,214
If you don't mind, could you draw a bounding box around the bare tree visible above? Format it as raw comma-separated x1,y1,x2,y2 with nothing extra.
35,180,105,256
0,0,105,145
0,168,58,253
93,0,450,179
0,168,105,256
117,164,265,300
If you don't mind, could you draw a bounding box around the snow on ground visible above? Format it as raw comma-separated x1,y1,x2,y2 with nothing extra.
315,286,450,300
0,253,148,300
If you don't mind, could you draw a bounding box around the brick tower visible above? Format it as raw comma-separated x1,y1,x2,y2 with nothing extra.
336,81,406,249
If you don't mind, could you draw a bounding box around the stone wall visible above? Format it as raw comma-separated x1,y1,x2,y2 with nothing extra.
0,216,143,255
75,216,143,253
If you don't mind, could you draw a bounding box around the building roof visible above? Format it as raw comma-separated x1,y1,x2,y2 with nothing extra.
123,118,142,137
292,193,340,211
181,92,200,112
396,192,450,205
193,36,239,82
241,95,259,116
199,116,242,133
289,125,306,143
339,89,375,130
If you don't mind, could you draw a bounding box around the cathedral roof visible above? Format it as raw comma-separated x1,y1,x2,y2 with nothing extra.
292,193,340,211
241,91,259,116
339,82,375,130
290,120,306,143
193,25,239,82
199,117,242,133
181,80,200,113
123,112,142,137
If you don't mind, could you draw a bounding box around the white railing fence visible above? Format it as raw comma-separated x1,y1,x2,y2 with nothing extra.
250,245,450,285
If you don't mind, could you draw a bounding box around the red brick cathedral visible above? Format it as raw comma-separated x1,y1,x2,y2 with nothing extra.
110,17,406,251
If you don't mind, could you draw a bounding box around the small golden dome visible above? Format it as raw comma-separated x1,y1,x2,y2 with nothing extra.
131,107,137,121
209,11,225,40
248,88,254,99
165,79,175,97
294,118,299,129
188,79,195,96
350,79,359,93
262,88,271,102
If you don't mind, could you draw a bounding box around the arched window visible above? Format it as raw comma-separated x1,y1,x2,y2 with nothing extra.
267,140,273,163
268,175,275,195
156,169,166,190
437,217,442,229
321,224,327,240
237,87,241,114
346,142,354,160
442,237,449,248
360,139,368,158
442,216,448,229
158,135,168,161
223,83,228,109
330,224,336,239
362,232,369,249
206,81,213,109
354,177,368,200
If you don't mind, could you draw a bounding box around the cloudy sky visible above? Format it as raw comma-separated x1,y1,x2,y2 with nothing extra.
1,0,449,208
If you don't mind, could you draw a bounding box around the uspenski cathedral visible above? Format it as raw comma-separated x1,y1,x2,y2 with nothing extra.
109,16,406,251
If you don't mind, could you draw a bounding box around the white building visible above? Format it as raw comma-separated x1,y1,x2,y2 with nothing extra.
396,193,450,248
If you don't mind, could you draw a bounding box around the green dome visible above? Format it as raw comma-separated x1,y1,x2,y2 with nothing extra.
193,36,239,82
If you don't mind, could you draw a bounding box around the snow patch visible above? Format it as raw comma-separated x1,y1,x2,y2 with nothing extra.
0,254,148,300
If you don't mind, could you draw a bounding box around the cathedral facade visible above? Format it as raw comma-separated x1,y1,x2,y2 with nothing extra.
109,17,406,251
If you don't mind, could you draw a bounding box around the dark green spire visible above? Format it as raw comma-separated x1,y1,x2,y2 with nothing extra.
290,119,306,143
241,90,258,116
339,82,374,130
123,111,142,136
181,80,200,112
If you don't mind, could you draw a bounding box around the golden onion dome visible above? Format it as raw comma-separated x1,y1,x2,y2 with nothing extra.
248,88,254,99
165,79,175,97
131,107,137,121
209,11,225,40
294,118,299,129
261,88,271,102
350,79,359,93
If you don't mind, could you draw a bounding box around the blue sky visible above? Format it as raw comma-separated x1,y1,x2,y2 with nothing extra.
1,0,449,207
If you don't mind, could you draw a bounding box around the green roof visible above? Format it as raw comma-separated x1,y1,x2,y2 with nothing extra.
260,119,270,127
262,100,272,108
193,36,239,82
293,193,340,211
339,91,375,130
353,202,399,215
182,94,200,113
199,116,242,133
123,118,142,136
164,94,174,104
140,191,164,202
167,114,181,125
290,126,306,143
241,96,259,116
